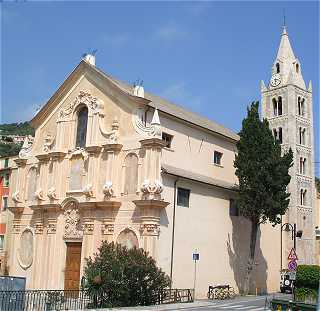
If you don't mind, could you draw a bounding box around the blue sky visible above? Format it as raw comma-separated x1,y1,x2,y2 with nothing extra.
1,1,319,175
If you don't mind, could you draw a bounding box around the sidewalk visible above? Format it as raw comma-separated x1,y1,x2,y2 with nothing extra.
85,300,217,311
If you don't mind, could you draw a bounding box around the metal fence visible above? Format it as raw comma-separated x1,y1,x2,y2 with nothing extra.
0,288,194,311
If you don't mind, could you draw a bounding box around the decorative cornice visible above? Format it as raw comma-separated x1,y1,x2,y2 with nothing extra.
101,223,114,235
140,223,160,236
35,154,51,163
85,146,102,154
139,138,167,148
34,223,44,234
14,158,28,167
48,151,67,159
133,199,169,209
83,222,94,235
102,143,123,152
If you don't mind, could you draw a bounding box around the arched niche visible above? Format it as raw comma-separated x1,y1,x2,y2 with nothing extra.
116,228,139,249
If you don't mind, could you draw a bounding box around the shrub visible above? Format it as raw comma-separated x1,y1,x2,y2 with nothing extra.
295,287,318,303
83,241,171,308
295,265,320,290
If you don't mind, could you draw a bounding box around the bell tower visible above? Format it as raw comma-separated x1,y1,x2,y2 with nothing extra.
261,26,316,264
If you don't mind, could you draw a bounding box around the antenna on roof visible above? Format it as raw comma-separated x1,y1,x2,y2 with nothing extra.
283,8,286,28
91,49,98,56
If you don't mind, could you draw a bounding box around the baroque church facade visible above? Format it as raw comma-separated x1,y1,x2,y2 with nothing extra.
7,27,316,297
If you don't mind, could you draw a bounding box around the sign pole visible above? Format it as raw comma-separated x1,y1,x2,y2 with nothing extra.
193,259,197,293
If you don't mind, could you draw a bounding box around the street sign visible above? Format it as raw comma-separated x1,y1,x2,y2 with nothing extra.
288,260,297,271
193,253,199,261
288,271,296,280
288,248,298,261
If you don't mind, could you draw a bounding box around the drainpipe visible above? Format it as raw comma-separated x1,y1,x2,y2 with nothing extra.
170,178,179,287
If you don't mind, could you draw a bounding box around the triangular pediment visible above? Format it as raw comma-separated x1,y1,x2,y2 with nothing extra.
31,60,150,129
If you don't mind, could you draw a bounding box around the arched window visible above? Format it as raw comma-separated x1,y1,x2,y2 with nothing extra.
276,63,280,73
301,98,305,116
272,98,277,116
278,127,283,144
299,157,306,175
27,167,38,202
296,63,299,73
75,106,88,148
278,97,282,115
124,153,138,194
300,189,307,206
116,229,139,249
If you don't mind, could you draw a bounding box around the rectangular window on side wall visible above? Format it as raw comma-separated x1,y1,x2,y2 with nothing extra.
229,199,240,216
4,158,9,168
4,174,9,187
2,197,8,211
213,151,223,166
177,187,190,208
162,132,173,148
0,235,4,250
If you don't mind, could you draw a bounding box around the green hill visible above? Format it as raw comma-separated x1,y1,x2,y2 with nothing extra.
0,122,34,157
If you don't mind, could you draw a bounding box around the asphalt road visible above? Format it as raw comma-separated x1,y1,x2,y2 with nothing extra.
180,296,271,311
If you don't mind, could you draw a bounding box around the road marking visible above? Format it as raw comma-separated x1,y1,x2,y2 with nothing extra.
250,308,269,311
219,305,244,308
235,306,256,310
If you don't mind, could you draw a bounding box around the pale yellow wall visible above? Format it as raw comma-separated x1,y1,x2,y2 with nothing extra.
159,175,281,298
159,112,237,185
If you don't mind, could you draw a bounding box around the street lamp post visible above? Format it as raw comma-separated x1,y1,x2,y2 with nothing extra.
280,223,296,271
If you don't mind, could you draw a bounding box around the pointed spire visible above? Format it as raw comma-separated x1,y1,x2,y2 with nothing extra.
276,26,295,61
260,80,267,92
151,108,160,125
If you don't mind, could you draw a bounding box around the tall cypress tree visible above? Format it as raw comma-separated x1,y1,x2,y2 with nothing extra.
234,102,293,294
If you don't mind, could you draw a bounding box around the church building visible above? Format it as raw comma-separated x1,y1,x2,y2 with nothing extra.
7,27,316,297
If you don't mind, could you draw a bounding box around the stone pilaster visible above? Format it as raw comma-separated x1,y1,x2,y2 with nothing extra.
84,146,102,198
102,143,123,197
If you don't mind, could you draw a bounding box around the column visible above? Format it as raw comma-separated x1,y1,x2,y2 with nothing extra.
46,215,58,289
32,211,44,288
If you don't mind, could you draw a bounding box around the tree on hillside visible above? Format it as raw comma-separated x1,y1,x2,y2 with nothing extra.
84,241,170,308
234,101,293,295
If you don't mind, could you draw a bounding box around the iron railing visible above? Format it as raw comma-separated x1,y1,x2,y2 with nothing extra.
0,288,194,310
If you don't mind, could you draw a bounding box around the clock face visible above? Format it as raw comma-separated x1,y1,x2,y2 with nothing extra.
270,74,281,87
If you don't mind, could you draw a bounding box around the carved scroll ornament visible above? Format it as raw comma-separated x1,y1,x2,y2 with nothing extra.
64,207,83,240
12,191,23,203
83,184,93,197
103,181,114,198
43,133,55,153
35,188,45,200
99,118,120,144
19,136,34,159
59,90,103,120
47,187,57,200
141,179,163,200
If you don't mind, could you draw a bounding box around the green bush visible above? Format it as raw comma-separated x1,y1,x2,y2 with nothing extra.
295,287,318,303
295,265,320,290
83,241,171,308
